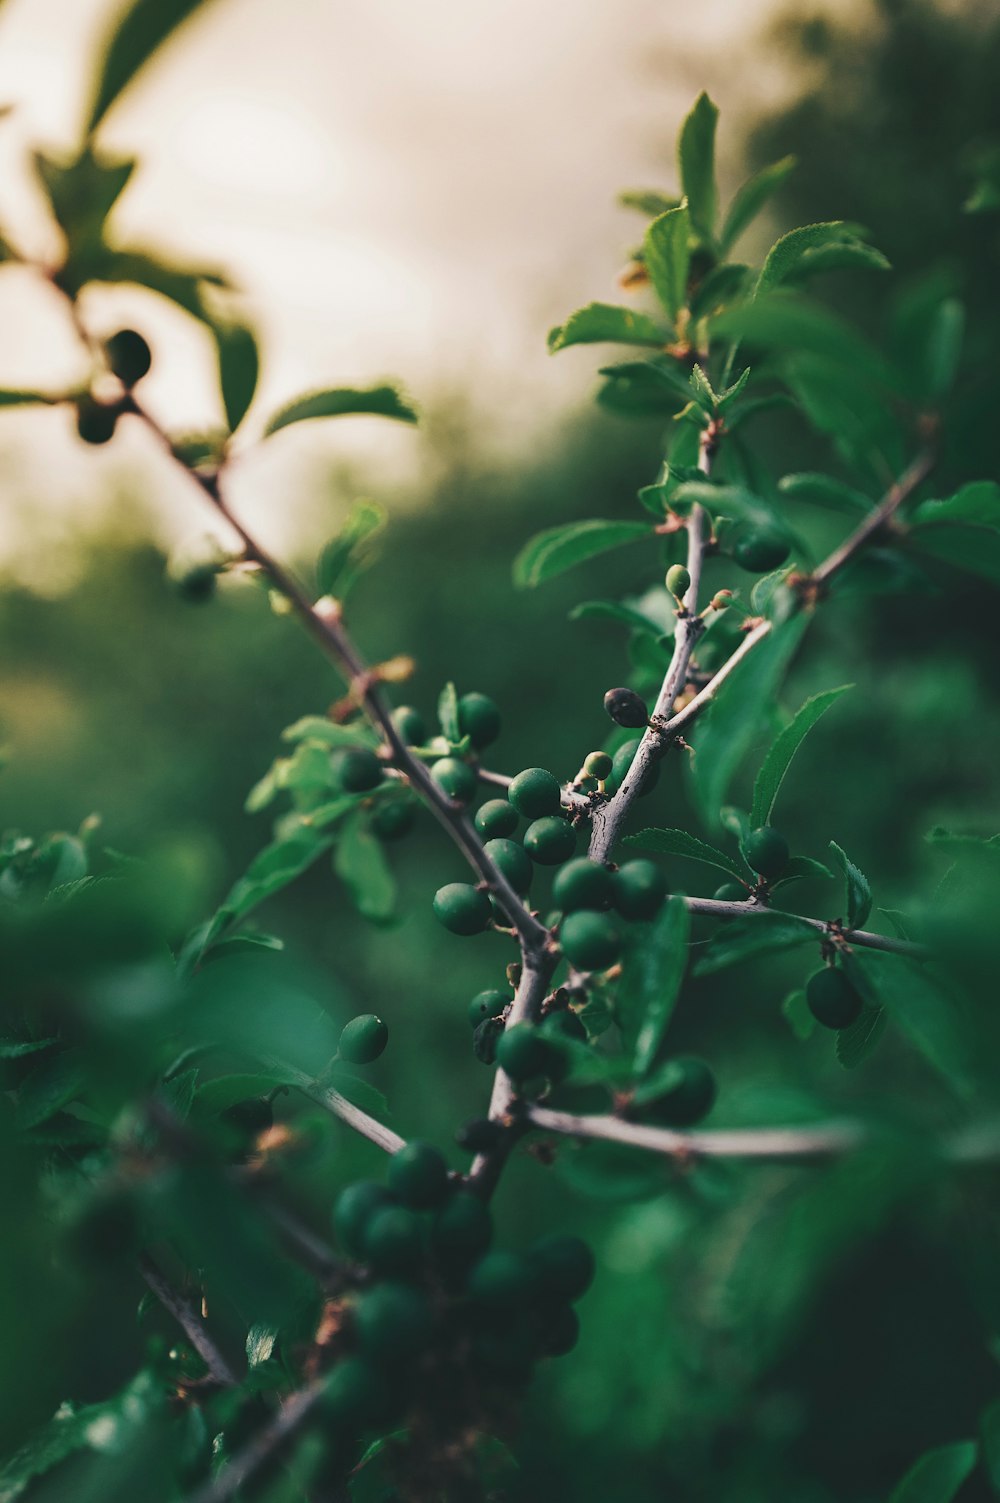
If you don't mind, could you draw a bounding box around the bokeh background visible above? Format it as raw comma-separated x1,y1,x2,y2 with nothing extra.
4,1,1000,1499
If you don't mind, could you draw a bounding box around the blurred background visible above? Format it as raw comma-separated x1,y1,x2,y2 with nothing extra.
4,0,1000,1499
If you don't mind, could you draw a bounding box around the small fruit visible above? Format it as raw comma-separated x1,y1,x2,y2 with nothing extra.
732,525,790,573
467,990,509,1028
76,394,118,445
806,966,863,1029
552,858,613,913
583,750,613,780
559,911,622,970
495,1024,554,1083
362,1205,424,1276
474,799,519,838
105,328,152,387
338,747,383,793
523,816,576,866
603,686,649,729
483,837,532,894
612,859,667,920
333,1181,391,1256
388,1141,450,1208
508,767,562,819
457,692,501,749
744,826,790,878
472,1017,504,1064
455,1117,504,1153
391,705,426,744
430,1191,493,1267
529,1234,595,1301
322,1356,384,1427
640,1056,716,1126
371,799,416,840
666,563,691,600
430,757,478,806
354,1282,434,1364
713,881,747,903
175,562,218,603
337,1014,388,1064
542,1007,587,1043
433,883,492,935
466,1250,536,1307
609,738,659,798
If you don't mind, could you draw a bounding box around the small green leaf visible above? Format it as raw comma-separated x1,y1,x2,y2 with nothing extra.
750,685,853,828
828,839,872,928
782,989,815,1041
547,302,667,353
263,384,417,438
629,898,691,1075
86,0,221,133
770,855,834,890
281,716,376,749
693,912,818,976
98,247,230,319
678,93,719,241
689,263,751,322
849,951,976,1099
835,1001,887,1070
0,1037,57,1060
513,519,650,590
246,1323,278,1368
437,681,460,742
756,222,889,296
210,314,259,432
596,358,697,416
644,204,692,323
317,500,386,599
888,1441,978,1503
624,827,746,881
720,155,797,253
778,472,872,514
15,1050,85,1129
327,1066,392,1122
619,189,680,217
335,812,396,924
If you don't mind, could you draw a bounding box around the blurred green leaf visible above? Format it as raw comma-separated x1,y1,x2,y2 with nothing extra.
334,812,396,924
835,1001,887,1070
618,189,680,217
908,482,1000,586
263,385,417,437
317,501,386,599
623,826,746,881
849,951,976,1098
644,205,691,324
622,897,691,1073
678,93,719,241
770,855,834,890
981,1398,1000,1490
781,989,815,1041
756,222,889,296
720,155,797,253
15,1051,85,1130
513,519,650,589
888,1441,978,1503
778,471,872,513
828,839,873,928
750,685,852,828
596,358,697,416
86,0,221,134
694,912,819,976
210,315,259,433
547,302,667,353
689,263,752,323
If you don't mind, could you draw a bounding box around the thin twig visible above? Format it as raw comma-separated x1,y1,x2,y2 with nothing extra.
810,446,935,588
684,896,926,957
526,1105,865,1159
183,1379,328,1503
294,1074,407,1155
138,1253,240,1386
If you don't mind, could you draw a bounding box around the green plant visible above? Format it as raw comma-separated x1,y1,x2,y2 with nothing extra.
4,7,1000,1500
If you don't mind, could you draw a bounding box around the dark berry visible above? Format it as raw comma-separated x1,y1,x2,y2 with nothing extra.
467,990,509,1028
612,859,667,920
639,1056,716,1126
322,1356,384,1427
474,799,519,838
362,1205,424,1276
337,1014,388,1064
483,837,532,894
732,525,790,573
175,562,218,603
457,692,501,749
333,1181,391,1256
472,1017,504,1065
455,1117,504,1153
603,686,650,729
806,967,863,1029
466,1250,536,1307
338,747,383,793
371,799,417,840
430,757,478,806
354,1282,434,1364
433,883,492,935
495,1024,555,1083
391,705,426,745
387,1141,450,1209
744,826,790,878
713,882,748,902
559,911,622,971
529,1234,595,1301
552,858,614,912
430,1191,493,1268
105,328,152,387
524,816,576,865
508,768,562,819
539,1304,580,1357
76,394,118,445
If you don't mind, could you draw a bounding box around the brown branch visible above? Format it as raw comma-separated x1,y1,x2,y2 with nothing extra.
809,446,935,589
138,1253,240,1386
182,1379,328,1503
684,895,926,957
527,1105,865,1159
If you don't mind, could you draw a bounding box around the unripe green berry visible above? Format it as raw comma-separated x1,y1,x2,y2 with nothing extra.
709,589,734,610
495,1023,554,1083
583,750,613,780
523,816,576,865
603,686,649,729
666,563,691,599
175,562,218,603
338,747,383,793
391,705,426,744
508,767,562,819
744,826,790,878
333,1181,391,1256
76,394,118,445
474,799,519,838
105,327,152,387
612,859,667,920
466,1250,536,1307
483,837,532,894
337,1013,388,1064
467,990,509,1028
430,756,478,806
559,911,622,971
608,738,659,798
322,1356,384,1428
552,858,614,913
732,525,790,573
529,1234,595,1301
354,1282,434,1364
457,691,501,749
388,1141,450,1209
455,1117,504,1153
371,799,416,840
713,882,748,902
362,1205,424,1276
639,1056,716,1126
541,1007,587,1043
806,966,863,1030
433,883,492,935
430,1191,493,1268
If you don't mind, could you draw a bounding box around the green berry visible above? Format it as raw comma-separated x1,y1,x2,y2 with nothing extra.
371,799,416,840
523,816,576,865
733,526,790,573
559,911,622,971
362,1205,424,1276
603,686,649,729
641,1056,716,1126
539,1304,580,1357
391,705,426,745
175,562,218,603
76,394,118,445
354,1282,434,1364
105,328,152,387
541,1008,587,1043
433,883,492,935
455,1117,504,1153
612,859,667,921
474,799,519,838
472,1017,503,1064
495,1024,554,1083
552,858,614,913
713,882,747,903
467,990,509,1028
529,1234,595,1302
609,738,659,798
806,967,863,1030
333,1181,391,1256
430,1191,493,1268
744,826,790,878
508,768,562,819
666,563,691,599
430,757,478,806
483,837,532,894
322,1356,384,1427
338,747,383,793
337,1013,388,1064
388,1141,450,1208
457,692,501,749
466,1250,536,1307
583,750,613,780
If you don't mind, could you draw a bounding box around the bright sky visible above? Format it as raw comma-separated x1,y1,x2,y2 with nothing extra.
0,0,804,575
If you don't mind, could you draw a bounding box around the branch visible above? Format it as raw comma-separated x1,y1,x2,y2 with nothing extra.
294,1075,407,1155
684,895,926,957
183,1379,328,1503
809,446,935,589
138,1254,240,1386
527,1105,864,1158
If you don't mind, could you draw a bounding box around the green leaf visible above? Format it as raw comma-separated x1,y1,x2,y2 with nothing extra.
850,951,976,1099
923,297,965,400
750,685,853,828
263,384,417,438
15,1050,85,1129
778,472,872,514
981,1398,1000,1491
888,1441,978,1503
437,681,460,742
756,222,888,296
547,302,667,353
643,205,691,324
835,1001,887,1070
86,0,221,134
715,291,893,385
908,483,1000,587
689,263,751,322
629,898,691,1074
210,315,259,432
618,189,680,217
693,911,819,976
678,93,719,240
569,599,671,636
688,613,809,827
210,829,336,939
193,1073,282,1114
334,812,396,923
596,358,697,416
97,247,230,319
327,1066,392,1122
770,855,834,890
623,826,746,881
513,519,650,589
720,155,797,253
0,1037,57,1060
0,390,59,408
281,715,376,749
782,989,815,1041
828,839,873,928
317,500,386,599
